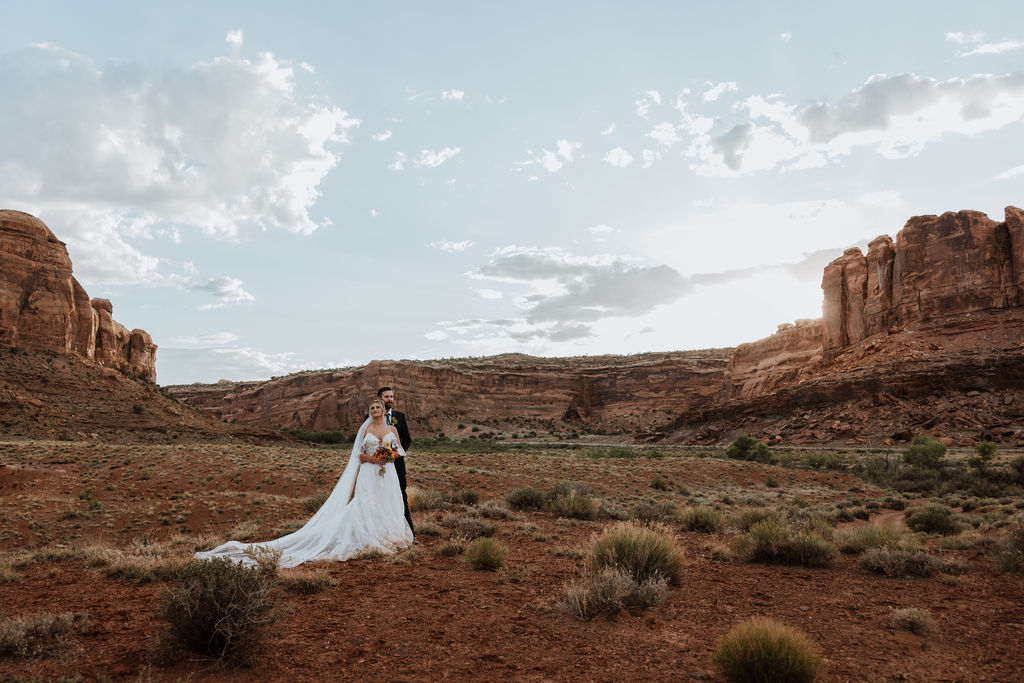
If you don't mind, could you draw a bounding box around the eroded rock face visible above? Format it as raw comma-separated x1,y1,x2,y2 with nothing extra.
823,207,1024,357
0,210,157,382
167,350,734,437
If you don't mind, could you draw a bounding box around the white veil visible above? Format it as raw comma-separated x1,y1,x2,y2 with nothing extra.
195,416,375,568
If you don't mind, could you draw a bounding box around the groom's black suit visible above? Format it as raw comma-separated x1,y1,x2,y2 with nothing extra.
387,408,415,535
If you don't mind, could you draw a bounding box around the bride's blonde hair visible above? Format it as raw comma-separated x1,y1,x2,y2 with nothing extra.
368,398,386,412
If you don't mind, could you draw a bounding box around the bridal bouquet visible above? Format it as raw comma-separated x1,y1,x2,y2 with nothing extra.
374,441,396,477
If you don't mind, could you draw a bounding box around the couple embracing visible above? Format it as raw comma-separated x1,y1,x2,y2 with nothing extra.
196,386,416,568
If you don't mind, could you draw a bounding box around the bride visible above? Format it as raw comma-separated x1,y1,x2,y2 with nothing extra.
195,398,414,568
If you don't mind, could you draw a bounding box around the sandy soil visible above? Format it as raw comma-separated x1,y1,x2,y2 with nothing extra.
1,440,1022,681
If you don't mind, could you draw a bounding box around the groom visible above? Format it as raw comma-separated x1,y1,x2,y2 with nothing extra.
378,386,414,535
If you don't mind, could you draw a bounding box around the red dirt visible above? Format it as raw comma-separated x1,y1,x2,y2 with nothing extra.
2,441,1022,682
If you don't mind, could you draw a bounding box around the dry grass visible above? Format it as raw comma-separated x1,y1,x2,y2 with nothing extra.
0,612,77,658
559,566,668,620
464,537,508,571
890,607,938,635
278,569,337,594
712,617,824,683
860,548,967,578
588,521,684,585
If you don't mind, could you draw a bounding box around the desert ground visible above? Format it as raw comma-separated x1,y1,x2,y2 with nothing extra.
2,438,1023,682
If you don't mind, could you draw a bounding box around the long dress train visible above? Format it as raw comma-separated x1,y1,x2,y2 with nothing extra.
195,424,413,568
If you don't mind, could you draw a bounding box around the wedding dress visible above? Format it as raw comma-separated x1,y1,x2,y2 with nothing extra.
195,419,413,568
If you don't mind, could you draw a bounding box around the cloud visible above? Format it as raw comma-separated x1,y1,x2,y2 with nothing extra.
780,32,792,43
600,123,616,135
603,147,634,168
194,277,256,310
702,81,738,102
647,122,682,147
225,29,244,48
0,42,359,285
441,89,465,101
634,90,662,118
372,130,393,141
587,224,616,236
995,163,1024,179
168,332,240,347
389,152,407,171
516,138,582,173
474,288,502,300
158,345,324,384
429,239,475,253
414,147,461,168
687,71,1024,175
947,31,1024,56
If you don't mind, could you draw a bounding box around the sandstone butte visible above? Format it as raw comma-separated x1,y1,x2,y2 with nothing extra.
0,209,157,382
166,205,1024,448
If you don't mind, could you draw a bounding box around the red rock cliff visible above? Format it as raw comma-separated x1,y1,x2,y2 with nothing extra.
0,210,157,382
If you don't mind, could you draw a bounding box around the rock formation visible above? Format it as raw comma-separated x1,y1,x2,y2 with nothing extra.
0,210,157,382
168,203,1024,447
168,350,733,437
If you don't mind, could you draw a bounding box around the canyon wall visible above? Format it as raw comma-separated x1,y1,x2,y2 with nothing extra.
0,210,157,382
168,350,733,436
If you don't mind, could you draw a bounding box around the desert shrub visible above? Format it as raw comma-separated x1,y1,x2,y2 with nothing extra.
732,507,785,532
281,428,349,445
439,513,498,539
447,488,480,506
680,506,725,533
464,537,508,571
548,490,598,520
859,548,966,578
598,499,630,520
278,570,337,594
905,504,965,535
712,617,824,683
631,499,678,524
437,540,465,556
506,487,546,510
413,521,443,536
477,499,513,519
890,607,938,635
0,562,22,584
161,558,281,665
0,612,75,658
878,493,908,510
835,526,916,555
588,522,684,585
989,525,1024,572
725,435,774,463
559,566,668,620
902,436,947,469
650,477,670,491
407,487,445,511
733,519,836,568
303,489,331,514
1009,456,1024,483
548,481,593,499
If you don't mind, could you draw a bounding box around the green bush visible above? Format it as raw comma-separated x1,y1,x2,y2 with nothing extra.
733,519,836,567
726,435,774,463
732,507,785,532
281,428,349,445
506,487,546,510
161,558,280,665
680,506,725,533
905,504,964,535
464,537,508,571
650,477,670,491
902,436,947,469
588,522,684,585
712,617,824,683
968,441,998,473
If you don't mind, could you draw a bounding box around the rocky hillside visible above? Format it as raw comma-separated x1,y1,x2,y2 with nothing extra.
168,205,1024,448
0,210,156,382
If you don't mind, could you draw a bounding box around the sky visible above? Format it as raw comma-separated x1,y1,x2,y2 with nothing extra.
2,1,1023,385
